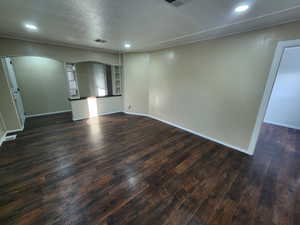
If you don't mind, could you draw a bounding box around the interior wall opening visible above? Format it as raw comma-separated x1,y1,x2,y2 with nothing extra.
253,43,300,156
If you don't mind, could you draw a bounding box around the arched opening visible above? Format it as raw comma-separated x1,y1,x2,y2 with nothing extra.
1,54,123,126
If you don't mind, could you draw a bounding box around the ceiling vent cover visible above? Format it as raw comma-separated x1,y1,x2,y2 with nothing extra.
165,0,185,7
95,39,107,43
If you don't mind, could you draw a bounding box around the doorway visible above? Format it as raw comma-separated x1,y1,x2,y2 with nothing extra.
264,47,300,130
249,40,300,154
1,57,25,127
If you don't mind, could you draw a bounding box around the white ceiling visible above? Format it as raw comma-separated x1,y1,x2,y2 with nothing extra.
0,0,300,52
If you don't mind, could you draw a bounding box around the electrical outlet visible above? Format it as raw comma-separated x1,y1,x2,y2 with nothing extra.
128,105,132,110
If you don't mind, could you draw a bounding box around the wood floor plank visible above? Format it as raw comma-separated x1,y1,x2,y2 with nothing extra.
0,113,299,225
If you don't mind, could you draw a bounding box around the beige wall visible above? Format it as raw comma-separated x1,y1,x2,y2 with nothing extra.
76,62,107,97
70,96,123,121
0,63,21,131
0,38,120,65
13,56,70,116
123,54,150,114
124,21,300,153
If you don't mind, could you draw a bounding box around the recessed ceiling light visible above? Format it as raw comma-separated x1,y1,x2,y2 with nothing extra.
124,43,131,49
25,24,38,31
235,4,249,13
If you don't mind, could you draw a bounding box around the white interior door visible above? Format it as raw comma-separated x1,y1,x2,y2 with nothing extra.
3,57,25,126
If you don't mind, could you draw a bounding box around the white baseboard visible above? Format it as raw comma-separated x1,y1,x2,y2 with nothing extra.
73,111,123,121
264,120,300,130
5,135,17,142
124,111,149,117
7,125,24,134
1,133,19,147
0,131,8,147
124,111,251,155
26,110,72,118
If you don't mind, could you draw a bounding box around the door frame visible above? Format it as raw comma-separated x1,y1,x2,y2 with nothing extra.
0,57,25,128
248,39,300,155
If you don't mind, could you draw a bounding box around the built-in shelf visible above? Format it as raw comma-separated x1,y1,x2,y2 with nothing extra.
112,65,122,96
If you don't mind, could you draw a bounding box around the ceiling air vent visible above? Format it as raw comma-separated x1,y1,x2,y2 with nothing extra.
165,0,185,7
95,39,107,43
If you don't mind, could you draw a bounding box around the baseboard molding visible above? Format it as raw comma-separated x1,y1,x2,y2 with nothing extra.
73,111,123,121
124,111,149,117
1,133,18,147
7,125,24,134
26,110,72,118
0,131,8,147
124,111,251,155
5,135,17,142
264,120,300,130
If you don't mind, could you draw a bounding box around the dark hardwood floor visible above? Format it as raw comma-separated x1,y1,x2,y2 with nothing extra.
0,113,299,225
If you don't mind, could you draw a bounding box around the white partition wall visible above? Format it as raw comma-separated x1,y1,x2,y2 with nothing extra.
70,96,123,121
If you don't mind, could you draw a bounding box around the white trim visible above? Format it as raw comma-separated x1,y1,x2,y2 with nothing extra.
0,58,23,128
73,111,123,121
7,126,24,134
5,135,17,142
264,120,300,131
123,111,149,117
3,57,26,126
0,113,7,146
124,111,251,155
0,131,8,147
248,39,300,155
26,110,72,118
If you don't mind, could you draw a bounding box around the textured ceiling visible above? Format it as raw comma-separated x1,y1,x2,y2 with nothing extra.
0,0,300,52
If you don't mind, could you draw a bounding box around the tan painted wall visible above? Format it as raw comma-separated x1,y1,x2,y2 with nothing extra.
0,63,21,131
0,38,120,65
124,21,300,153
13,57,70,116
76,62,107,97
123,54,150,114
